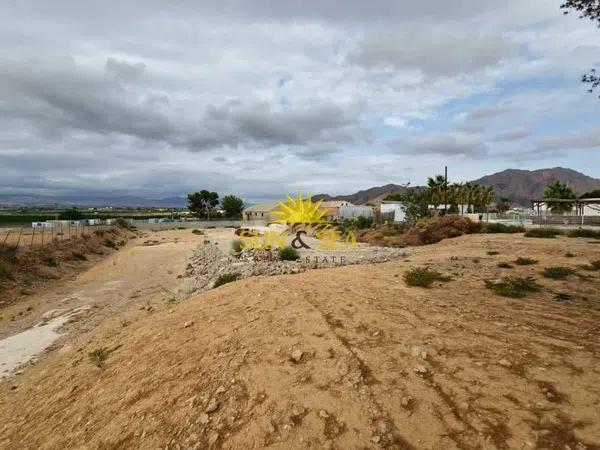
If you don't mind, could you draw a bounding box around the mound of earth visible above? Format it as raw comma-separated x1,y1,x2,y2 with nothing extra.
0,233,599,449
0,227,133,307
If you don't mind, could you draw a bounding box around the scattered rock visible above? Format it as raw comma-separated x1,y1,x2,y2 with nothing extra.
400,396,412,407
183,321,194,328
319,410,329,418
290,350,303,363
413,365,428,375
205,399,220,413
499,359,512,367
215,386,226,394
199,413,210,424
207,431,219,445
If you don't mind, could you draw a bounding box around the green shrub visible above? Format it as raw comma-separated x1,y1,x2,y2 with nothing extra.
524,228,562,238
580,260,600,271
278,246,299,261
213,272,240,288
42,256,57,267
71,252,87,261
192,229,204,235
104,238,118,249
485,277,539,298
485,223,525,233
404,267,451,288
497,262,513,268
487,251,500,255
514,257,538,266
231,239,245,253
567,228,600,239
542,266,576,279
88,348,109,367
564,252,576,258
115,217,131,229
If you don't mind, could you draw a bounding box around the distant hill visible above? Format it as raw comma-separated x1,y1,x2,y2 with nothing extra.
473,167,600,205
0,195,187,208
316,168,600,206
314,183,409,205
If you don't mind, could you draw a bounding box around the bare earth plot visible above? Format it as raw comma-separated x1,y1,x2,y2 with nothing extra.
0,231,599,449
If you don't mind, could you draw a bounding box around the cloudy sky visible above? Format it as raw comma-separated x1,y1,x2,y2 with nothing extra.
2,0,600,202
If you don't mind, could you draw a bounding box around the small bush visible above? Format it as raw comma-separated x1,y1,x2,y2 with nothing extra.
231,239,245,253
278,246,300,261
487,251,500,255
580,260,600,271
203,239,211,245
71,252,87,261
104,238,118,249
524,228,562,238
404,267,451,288
0,260,14,280
0,244,18,263
542,266,576,279
554,292,572,301
485,223,525,233
567,228,600,239
213,272,240,288
192,229,204,235
514,257,538,266
42,256,57,267
485,277,539,298
497,262,513,268
88,348,109,367
564,252,576,258
115,218,131,229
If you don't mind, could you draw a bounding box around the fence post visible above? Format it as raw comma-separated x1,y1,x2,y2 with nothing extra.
30,226,35,247
16,227,23,247
51,225,54,242
2,229,10,246
41,227,44,246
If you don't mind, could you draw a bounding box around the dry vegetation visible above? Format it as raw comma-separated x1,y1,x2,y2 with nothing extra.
0,226,133,307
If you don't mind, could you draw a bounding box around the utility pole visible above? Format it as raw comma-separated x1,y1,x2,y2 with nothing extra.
444,166,448,215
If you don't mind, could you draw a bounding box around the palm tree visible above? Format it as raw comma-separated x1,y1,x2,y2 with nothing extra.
543,181,576,214
427,175,447,210
480,186,495,219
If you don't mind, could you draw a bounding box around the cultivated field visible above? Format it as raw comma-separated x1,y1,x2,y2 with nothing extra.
0,228,599,449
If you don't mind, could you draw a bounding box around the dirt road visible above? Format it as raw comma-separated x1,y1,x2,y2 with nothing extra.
0,232,599,449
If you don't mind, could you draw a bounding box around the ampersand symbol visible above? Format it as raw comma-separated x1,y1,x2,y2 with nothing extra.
291,230,311,249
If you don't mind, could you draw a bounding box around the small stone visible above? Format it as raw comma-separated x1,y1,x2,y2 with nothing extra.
413,365,428,374
291,350,303,363
319,410,329,418
420,351,428,360
183,321,194,328
400,396,412,407
371,436,381,443
215,386,226,394
499,359,512,367
207,431,219,445
205,399,220,413
199,413,210,424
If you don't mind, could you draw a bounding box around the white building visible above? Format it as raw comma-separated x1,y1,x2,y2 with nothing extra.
338,205,374,220
380,201,406,223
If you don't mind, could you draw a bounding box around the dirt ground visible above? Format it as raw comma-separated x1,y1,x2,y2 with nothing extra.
0,230,599,449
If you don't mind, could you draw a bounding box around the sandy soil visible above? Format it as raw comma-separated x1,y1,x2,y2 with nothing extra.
0,231,599,449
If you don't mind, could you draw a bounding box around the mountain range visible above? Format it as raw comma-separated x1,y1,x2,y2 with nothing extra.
1,168,598,208
315,167,600,206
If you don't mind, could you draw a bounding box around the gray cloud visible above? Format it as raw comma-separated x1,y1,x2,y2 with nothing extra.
492,129,530,142
465,106,509,121
349,27,517,76
390,132,489,157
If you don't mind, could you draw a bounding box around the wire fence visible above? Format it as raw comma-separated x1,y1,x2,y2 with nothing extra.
0,224,115,249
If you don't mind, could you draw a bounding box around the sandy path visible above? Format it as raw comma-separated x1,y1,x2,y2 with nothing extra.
0,229,203,376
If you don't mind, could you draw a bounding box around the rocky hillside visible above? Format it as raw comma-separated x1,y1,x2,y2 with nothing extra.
473,167,600,205
316,168,599,206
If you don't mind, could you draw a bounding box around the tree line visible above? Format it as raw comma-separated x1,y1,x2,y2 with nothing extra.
186,191,244,219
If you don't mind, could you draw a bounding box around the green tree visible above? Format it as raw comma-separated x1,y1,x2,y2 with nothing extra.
221,195,244,218
543,181,576,213
427,175,447,209
187,190,219,219
561,0,600,98
58,207,85,220
496,197,511,214
386,189,430,224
